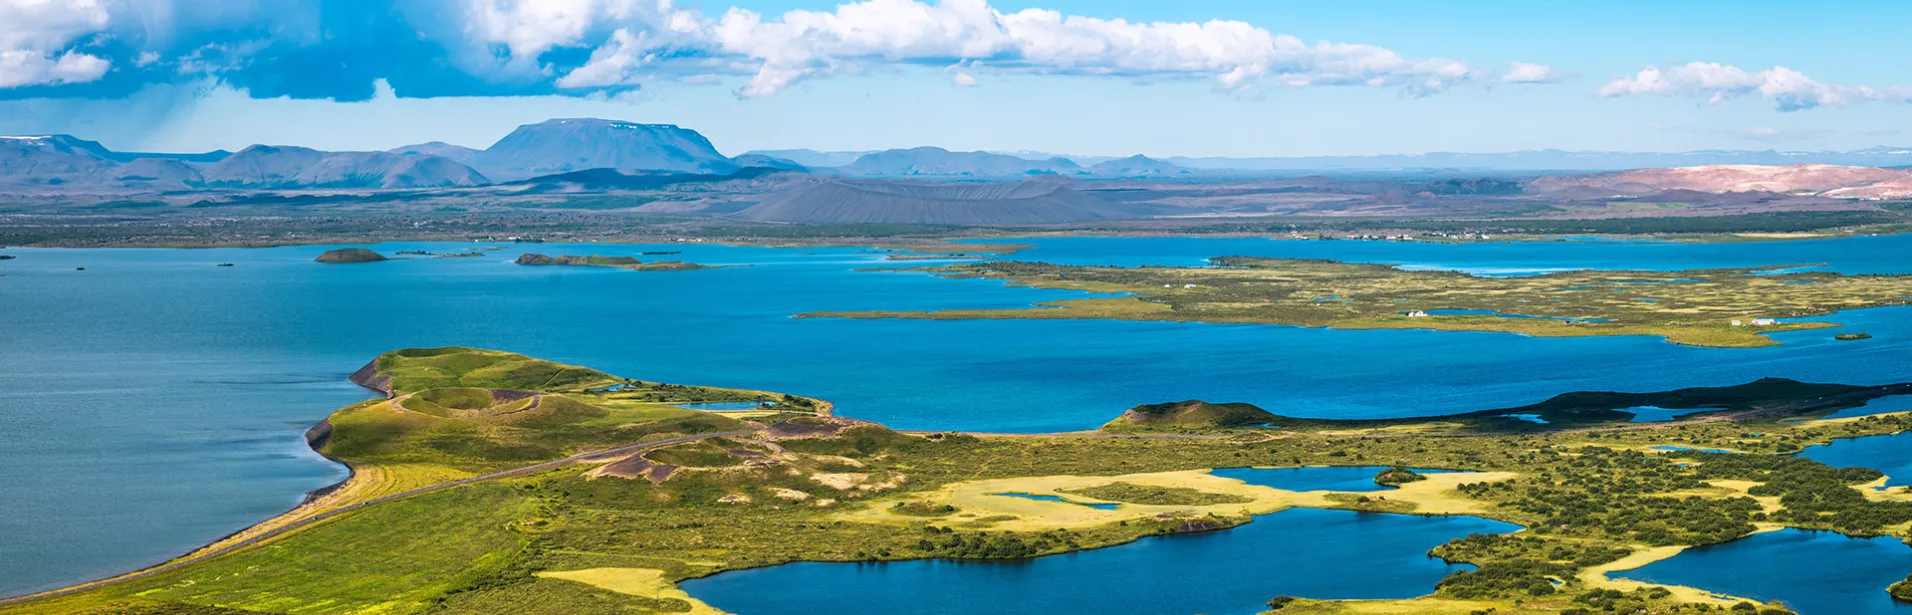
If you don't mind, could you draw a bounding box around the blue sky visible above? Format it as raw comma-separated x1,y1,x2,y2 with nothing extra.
3,0,1910,157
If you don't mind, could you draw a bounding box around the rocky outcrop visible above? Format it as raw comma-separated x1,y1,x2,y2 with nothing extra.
348,358,394,396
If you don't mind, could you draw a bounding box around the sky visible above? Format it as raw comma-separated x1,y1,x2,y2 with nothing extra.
3,0,1912,158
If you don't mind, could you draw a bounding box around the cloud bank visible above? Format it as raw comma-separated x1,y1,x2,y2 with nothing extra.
0,0,1548,101
1597,62,1912,111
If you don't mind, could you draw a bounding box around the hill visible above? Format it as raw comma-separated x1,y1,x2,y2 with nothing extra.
314,248,389,264
733,177,1162,224
472,119,737,180
508,167,793,193
202,146,489,189
1090,155,1189,177
839,147,1082,177
728,153,807,171
0,135,119,184
1102,400,1280,432
387,141,482,166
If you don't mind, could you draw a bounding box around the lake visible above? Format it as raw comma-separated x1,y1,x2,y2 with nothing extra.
1801,432,1912,489
3,235,1911,596
1616,529,1912,615
680,507,1517,615
1211,466,1457,492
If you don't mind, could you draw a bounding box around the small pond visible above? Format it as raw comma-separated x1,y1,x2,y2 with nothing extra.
1211,466,1459,493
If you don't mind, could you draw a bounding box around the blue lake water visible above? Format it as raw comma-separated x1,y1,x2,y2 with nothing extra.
1652,446,1739,454
672,401,772,411
1616,529,1912,615
1504,414,1549,424
1620,406,1693,422
680,507,1517,615
1800,432,1912,488
2,235,1912,596
1824,395,1912,420
1211,466,1456,492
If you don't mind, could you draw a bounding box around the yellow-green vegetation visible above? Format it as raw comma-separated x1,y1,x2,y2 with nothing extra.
514,253,716,271
1890,574,1912,602
801,258,1912,347
1060,481,1256,506
18,350,1912,615
535,569,725,615
1103,399,1279,432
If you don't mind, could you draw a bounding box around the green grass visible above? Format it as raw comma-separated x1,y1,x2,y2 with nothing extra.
802,258,1912,348
376,348,622,394
23,351,1912,615
1060,482,1254,505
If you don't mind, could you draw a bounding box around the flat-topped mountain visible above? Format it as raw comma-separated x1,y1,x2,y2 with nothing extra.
839,147,1082,177
465,119,738,180
734,176,1162,224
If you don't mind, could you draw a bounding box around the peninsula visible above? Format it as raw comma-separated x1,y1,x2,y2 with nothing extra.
802,258,1912,347
10,348,1912,615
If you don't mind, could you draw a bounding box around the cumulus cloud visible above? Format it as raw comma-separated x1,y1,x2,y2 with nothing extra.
698,0,1489,98
0,0,114,88
1597,62,1912,111
0,50,110,88
0,0,1546,102
1501,61,1557,84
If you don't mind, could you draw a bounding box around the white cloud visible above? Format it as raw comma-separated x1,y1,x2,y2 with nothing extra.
0,0,113,88
696,0,1491,98
951,70,975,86
1502,61,1556,84
479,0,1515,98
0,49,110,88
1597,62,1912,111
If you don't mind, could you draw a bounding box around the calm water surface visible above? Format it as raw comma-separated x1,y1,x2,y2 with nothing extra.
1801,432,1912,488
680,507,1517,615
3,236,1911,596
1211,466,1457,492
1617,529,1912,615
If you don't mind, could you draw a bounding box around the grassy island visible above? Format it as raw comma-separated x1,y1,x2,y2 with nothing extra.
515,253,716,271
800,258,1912,347
313,248,388,264
13,349,1912,615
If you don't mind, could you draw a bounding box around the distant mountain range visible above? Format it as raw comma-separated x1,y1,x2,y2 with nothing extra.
750,147,1912,173
16,117,1912,195
0,135,487,190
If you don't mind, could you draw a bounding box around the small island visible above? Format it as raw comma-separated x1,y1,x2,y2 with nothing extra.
1837,333,1874,341
313,248,389,264
1374,467,1427,486
0,255,14,260
515,253,716,271
1890,575,1912,602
